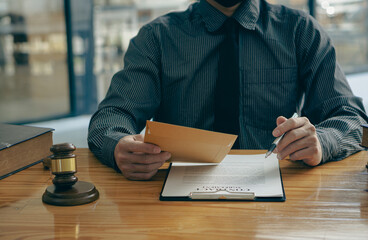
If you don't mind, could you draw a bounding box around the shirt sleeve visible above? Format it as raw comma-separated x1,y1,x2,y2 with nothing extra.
295,14,368,163
88,25,161,171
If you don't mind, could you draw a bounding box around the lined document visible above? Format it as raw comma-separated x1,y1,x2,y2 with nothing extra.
161,154,284,200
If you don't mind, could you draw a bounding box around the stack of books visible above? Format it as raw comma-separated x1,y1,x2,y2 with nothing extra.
362,124,368,148
0,124,53,179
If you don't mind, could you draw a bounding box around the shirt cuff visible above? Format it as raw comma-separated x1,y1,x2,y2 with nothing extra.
102,132,130,172
316,128,339,164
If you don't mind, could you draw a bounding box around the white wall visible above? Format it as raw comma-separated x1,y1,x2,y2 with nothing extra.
346,72,368,111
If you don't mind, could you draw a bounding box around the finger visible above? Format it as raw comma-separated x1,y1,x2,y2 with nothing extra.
288,147,321,166
119,151,171,165
276,124,312,152
272,117,309,137
277,122,317,154
276,116,287,126
278,135,319,160
277,136,310,160
272,116,287,137
118,135,161,154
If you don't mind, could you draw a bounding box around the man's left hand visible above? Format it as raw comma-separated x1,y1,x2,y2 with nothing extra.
272,116,322,166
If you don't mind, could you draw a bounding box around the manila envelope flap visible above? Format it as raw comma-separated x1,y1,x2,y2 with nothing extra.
144,121,238,163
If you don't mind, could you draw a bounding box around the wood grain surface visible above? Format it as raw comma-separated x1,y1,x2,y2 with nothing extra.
0,149,367,240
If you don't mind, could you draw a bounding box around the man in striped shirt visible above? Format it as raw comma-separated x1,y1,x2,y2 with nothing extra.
88,0,368,180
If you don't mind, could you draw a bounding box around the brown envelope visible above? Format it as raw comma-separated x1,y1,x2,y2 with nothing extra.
144,121,238,163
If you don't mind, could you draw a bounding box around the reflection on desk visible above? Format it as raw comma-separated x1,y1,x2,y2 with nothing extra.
0,149,367,239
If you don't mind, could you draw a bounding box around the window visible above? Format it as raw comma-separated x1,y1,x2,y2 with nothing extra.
271,0,368,74
0,0,70,123
316,0,368,74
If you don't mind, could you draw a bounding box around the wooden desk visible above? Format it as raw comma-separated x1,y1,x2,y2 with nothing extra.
0,149,367,239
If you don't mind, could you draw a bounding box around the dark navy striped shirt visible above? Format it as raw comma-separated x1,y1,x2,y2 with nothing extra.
88,0,368,171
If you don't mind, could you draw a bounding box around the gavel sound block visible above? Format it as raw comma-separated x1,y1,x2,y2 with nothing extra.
42,143,99,206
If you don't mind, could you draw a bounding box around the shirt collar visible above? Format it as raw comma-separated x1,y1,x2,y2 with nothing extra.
198,0,260,32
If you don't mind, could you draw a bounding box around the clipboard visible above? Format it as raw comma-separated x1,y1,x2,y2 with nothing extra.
159,154,286,202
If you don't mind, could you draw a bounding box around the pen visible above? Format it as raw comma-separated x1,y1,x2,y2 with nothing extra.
265,112,299,158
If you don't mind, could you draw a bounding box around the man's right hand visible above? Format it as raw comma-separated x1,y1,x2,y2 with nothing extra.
114,134,171,180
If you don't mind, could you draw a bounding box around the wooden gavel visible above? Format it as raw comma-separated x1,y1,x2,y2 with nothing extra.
42,143,99,206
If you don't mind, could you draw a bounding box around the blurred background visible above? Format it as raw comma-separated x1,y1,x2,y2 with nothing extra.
0,0,367,147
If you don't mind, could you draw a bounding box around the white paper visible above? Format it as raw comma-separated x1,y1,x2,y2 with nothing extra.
161,154,284,198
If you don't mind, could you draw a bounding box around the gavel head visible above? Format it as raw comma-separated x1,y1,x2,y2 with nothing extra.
49,143,78,189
